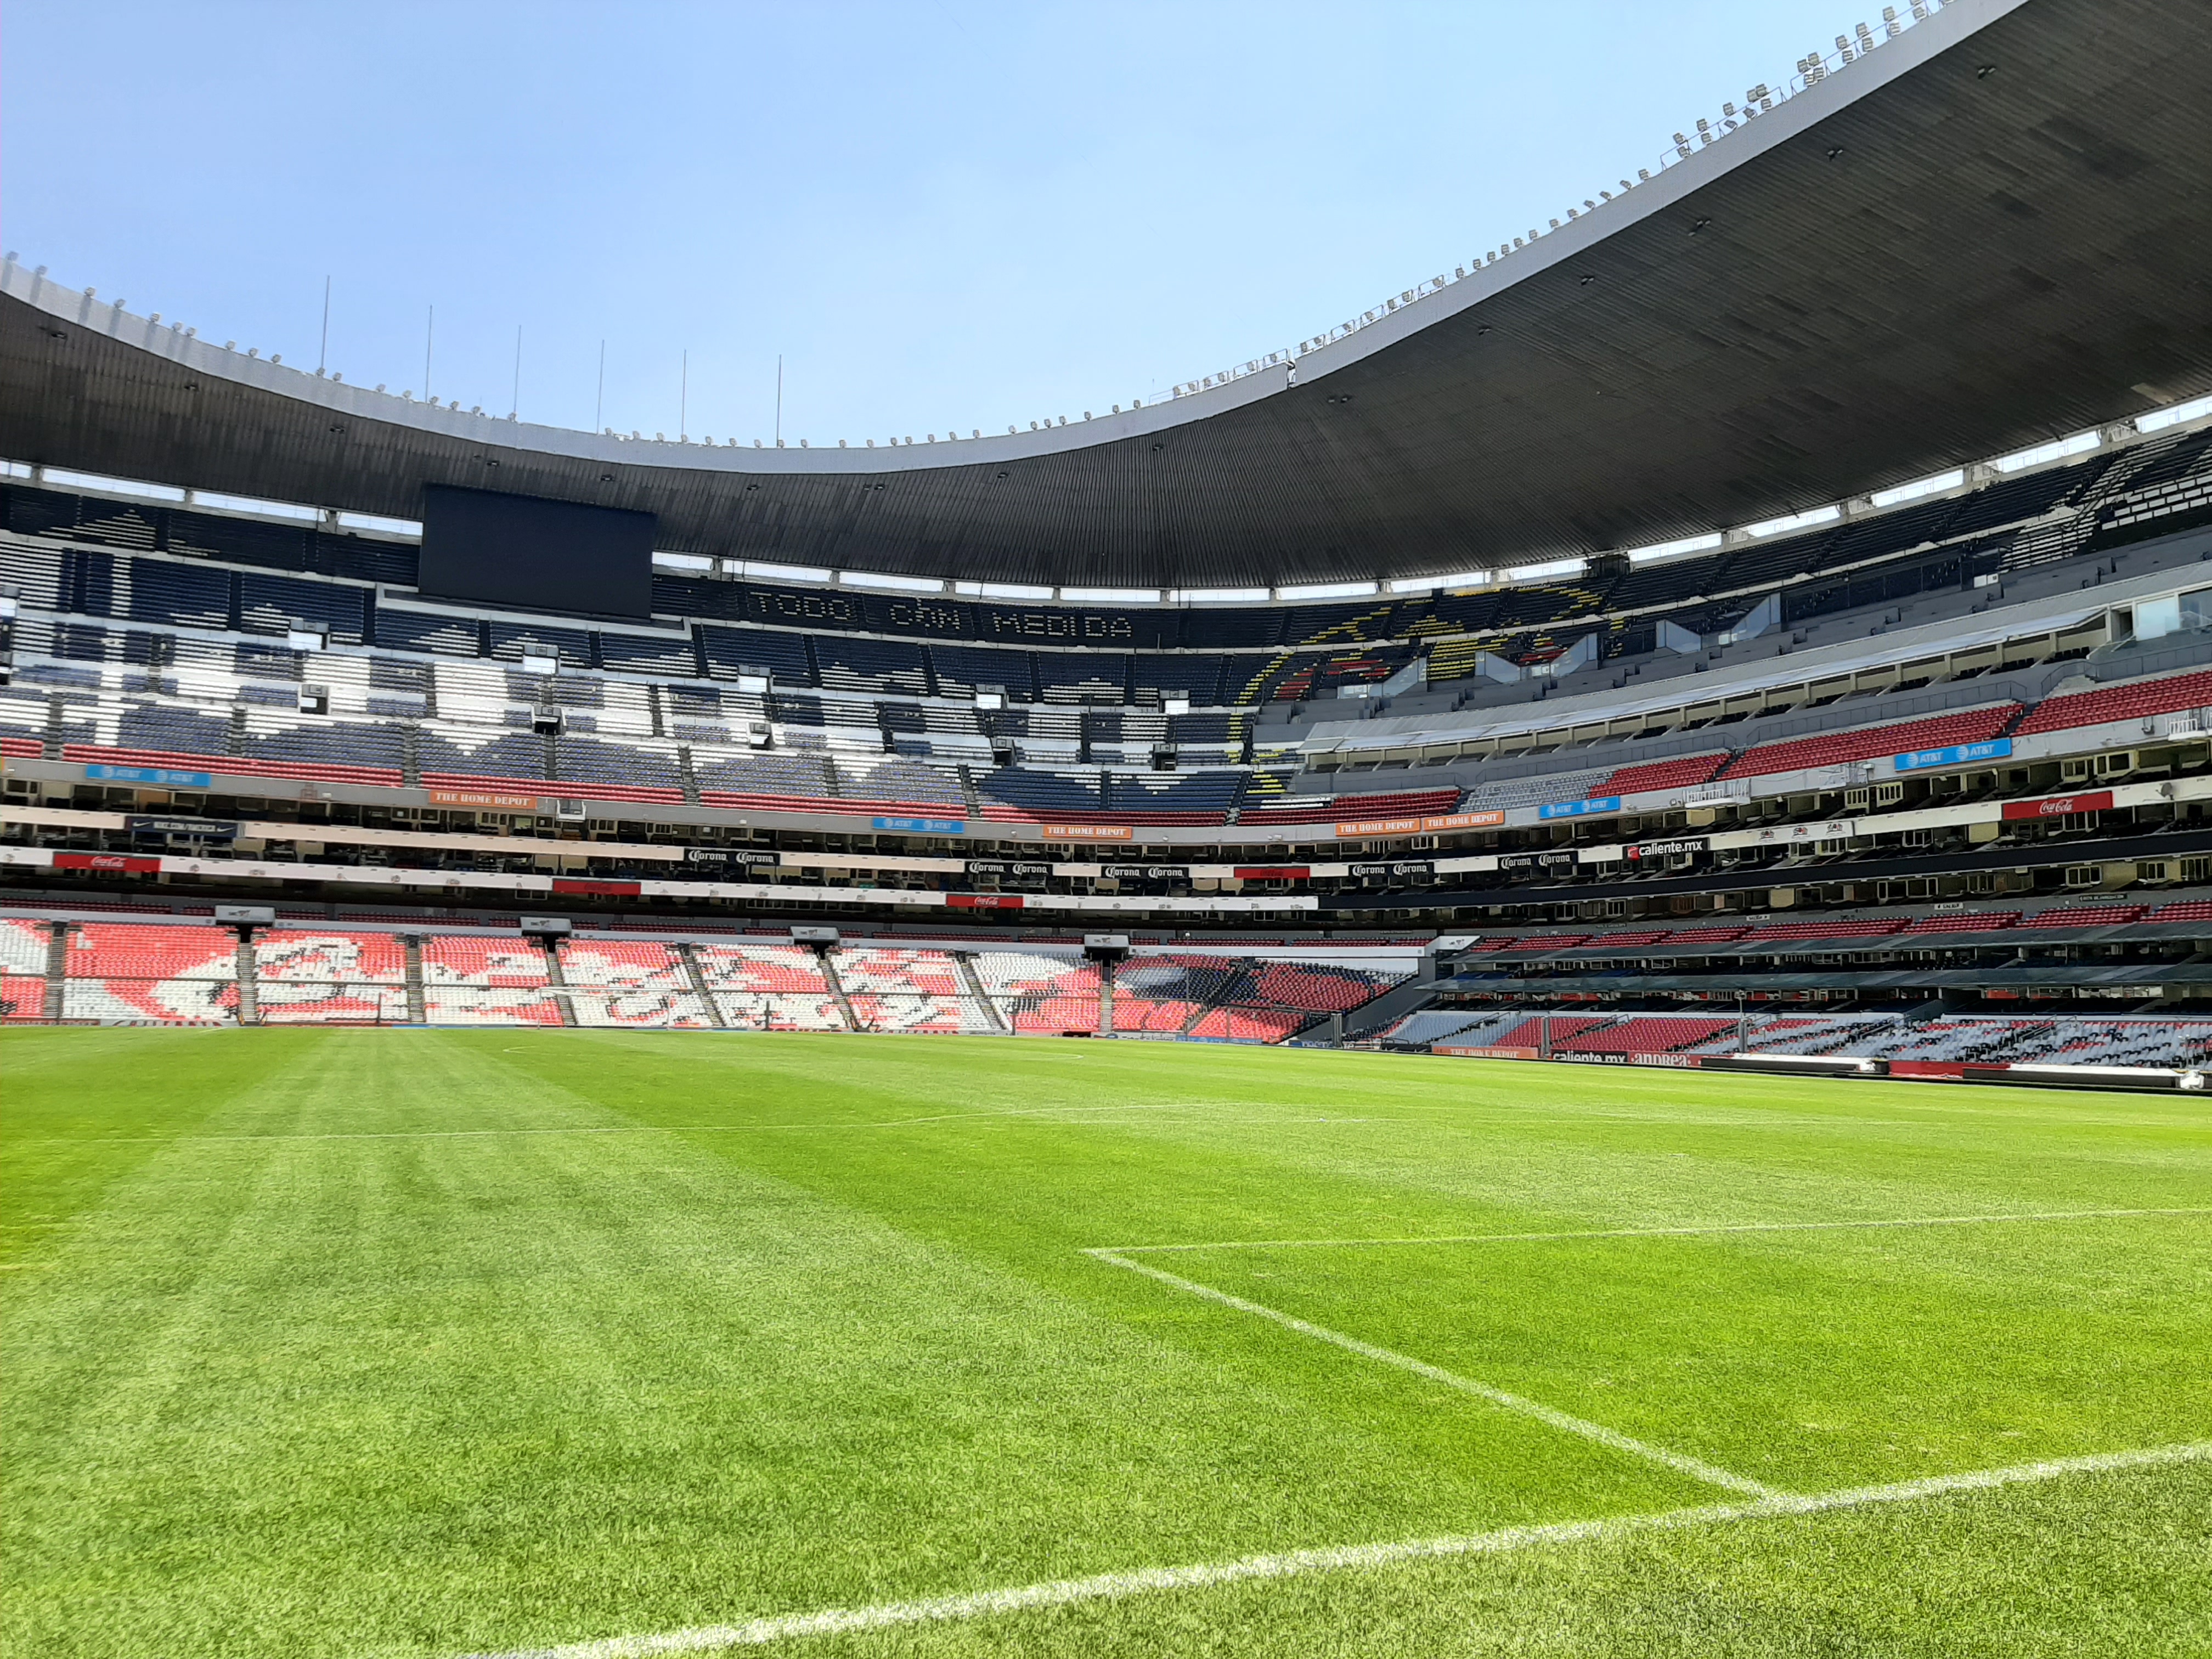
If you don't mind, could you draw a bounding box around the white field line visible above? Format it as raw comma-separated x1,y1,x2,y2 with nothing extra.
1104,1206,2212,1255
464,1440,2212,1659
1086,1248,1781,1499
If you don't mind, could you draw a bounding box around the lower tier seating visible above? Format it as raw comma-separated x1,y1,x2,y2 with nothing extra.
422,988,565,1025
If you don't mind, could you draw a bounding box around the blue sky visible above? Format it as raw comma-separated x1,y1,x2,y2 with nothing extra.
6,1,1852,448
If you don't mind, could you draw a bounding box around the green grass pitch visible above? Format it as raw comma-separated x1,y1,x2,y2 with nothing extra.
4,1026,2209,1658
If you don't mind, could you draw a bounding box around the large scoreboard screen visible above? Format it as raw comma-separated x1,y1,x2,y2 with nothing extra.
417,486,656,619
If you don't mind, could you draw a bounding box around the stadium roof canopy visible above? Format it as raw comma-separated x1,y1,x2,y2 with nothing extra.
3,0,2209,592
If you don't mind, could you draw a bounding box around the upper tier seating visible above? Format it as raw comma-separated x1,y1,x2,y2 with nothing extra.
2014,667,2212,735
1482,932,1591,954
1718,705,2021,780
1901,911,2021,934
1237,788,1461,828
1739,917,1910,944
1106,771,1246,823
1595,752,1729,797
61,740,403,788
2019,904,2150,928
1563,929,1672,950
976,768,1106,820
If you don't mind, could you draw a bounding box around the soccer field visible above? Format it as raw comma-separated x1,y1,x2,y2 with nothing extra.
4,1028,2209,1657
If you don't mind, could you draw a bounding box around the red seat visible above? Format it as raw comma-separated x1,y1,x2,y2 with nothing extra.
1595,753,1728,797
2017,668,2212,736
1718,706,2019,780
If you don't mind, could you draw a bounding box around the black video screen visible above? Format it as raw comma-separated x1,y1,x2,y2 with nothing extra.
417,486,657,619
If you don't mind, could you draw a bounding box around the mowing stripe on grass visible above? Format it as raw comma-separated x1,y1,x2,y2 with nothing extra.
11,1103,1216,1147
465,1440,2212,1658
1104,1205,2212,1255
1084,1247,1782,1499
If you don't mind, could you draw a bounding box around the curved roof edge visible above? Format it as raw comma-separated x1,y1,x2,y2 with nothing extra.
0,0,2010,481
9,0,2211,591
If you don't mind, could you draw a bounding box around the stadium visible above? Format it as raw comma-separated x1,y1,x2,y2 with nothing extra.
4,1,2210,1654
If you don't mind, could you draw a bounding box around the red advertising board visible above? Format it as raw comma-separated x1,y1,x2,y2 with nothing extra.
551,878,640,897
949,893,1024,909
2000,791,2113,821
54,852,161,874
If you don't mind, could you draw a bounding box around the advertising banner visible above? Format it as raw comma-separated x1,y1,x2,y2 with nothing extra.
949,893,1024,909
427,788,542,810
1538,796,1621,820
85,764,211,788
2001,790,2114,821
686,847,781,867
1625,837,1707,861
873,815,966,834
54,852,161,873
127,816,238,842
1894,738,2012,772
1334,809,1504,837
1041,824,1134,841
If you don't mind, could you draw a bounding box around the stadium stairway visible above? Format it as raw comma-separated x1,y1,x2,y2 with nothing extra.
233,932,261,1025
540,940,582,1028
815,948,864,1032
402,936,427,1025
954,952,1012,1032
1097,957,1115,1035
676,942,730,1029
41,922,66,1021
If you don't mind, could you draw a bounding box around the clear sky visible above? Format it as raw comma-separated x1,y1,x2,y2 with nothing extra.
5,1,1853,449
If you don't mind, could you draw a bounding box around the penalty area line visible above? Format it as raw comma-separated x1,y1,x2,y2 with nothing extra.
461,1440,2212,1659
1085,1248,1781,1499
